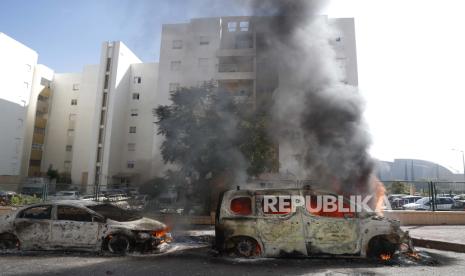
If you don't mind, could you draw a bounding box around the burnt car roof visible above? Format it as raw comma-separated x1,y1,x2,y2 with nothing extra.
26,200,102,208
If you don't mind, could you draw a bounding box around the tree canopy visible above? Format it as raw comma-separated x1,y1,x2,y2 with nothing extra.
155,83,278,184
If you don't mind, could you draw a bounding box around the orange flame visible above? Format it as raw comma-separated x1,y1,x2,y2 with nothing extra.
373,176,386,215
407,251,420,260
380,253,391,261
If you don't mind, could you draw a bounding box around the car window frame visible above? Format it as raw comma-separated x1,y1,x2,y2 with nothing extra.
55,205,103,223
17,205,53,220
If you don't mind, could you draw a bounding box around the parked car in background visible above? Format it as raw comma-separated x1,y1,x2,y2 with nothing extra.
453,194,465,202
391,195,422,209
403,197,455,210
0,200,171,254
48,191,80,201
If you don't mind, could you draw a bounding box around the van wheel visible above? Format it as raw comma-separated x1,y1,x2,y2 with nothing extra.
0,233,19,250
107,234,133,255
367,236,398,259
232,237,261,258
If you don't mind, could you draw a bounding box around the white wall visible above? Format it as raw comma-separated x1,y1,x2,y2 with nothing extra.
123,62,158,183
71,65,99,187
0,33,38,176
42,73,81,173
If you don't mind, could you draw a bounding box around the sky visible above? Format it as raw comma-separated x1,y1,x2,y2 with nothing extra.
1,0,464,172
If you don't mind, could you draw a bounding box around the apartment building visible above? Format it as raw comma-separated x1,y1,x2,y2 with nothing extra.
0,33,158,193
155,16,358,175
0,15,357,193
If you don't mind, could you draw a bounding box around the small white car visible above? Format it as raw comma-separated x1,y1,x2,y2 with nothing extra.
403,197,455,210
0,200,171,253
48,191,80,200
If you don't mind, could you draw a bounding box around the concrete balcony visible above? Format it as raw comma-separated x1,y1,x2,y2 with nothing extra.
215,71,256,81
216,48,255,57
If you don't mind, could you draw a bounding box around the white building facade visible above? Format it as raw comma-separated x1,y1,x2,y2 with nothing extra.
0,15,357,193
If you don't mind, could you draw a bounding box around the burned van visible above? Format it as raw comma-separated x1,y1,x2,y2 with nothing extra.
215,188,412,258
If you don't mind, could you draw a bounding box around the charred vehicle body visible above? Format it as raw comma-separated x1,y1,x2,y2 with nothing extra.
0,200,171,254
215,188,413,258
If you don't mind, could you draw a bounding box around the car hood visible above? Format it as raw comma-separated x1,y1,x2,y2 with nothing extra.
106,217,166,231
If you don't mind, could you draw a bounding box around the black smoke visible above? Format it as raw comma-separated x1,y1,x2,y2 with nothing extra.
249,0,375,197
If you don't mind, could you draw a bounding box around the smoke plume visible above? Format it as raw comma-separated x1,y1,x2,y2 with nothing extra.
249,0,375,197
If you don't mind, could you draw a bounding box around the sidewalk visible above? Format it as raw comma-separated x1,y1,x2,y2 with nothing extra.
402,225,465,253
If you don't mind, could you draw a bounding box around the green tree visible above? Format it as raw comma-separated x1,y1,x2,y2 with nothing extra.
155,84,277,188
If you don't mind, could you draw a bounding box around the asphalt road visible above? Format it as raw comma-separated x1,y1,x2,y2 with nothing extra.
1,243,465,276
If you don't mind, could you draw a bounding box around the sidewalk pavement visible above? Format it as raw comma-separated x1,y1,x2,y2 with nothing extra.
402,225,465,253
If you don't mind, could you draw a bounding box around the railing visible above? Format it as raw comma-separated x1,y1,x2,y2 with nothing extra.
218,63,253,73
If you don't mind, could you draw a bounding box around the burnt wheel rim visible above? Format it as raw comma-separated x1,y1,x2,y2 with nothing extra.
108,236,130,254
236,239,255,257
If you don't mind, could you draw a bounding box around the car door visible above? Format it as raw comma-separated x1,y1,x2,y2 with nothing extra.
301,193,360,255
14,205,53,250
255,190,307,256
51,205,101,249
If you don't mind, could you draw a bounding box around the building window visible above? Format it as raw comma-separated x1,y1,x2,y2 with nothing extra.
69,114,76,121
24,82,29,89
64,161,71,171
132,93,140,100
129,126,136,133
32,143,43,150
240,21,249,32
172,40,183,49
106,58,111,72
34,127,45,135
98,128,104,144
100,110,106,125
134,76,141,84
71,99,78,105
104,75,110,89
200,36,209,45
169,83,180,92
228,21,237,32
96,148,102,162
170,61,181,71
127,161,135,169
72,84,80,90
66,145,72,152
40,77,51,87
67,129,74,137
102,92,108,107
128,143,136,151
29,160,41,166
25,64,32,72
130,109,138,117
198,58,209,68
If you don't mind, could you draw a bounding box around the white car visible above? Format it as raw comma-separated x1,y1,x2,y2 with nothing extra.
48,191,80,200
0,200,171,253
403,197,455,210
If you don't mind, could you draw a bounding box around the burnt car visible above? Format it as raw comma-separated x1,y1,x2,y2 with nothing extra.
0,200,171,254
215,188,412,258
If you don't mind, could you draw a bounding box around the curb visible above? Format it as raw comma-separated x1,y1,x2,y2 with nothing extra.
412,238,465,253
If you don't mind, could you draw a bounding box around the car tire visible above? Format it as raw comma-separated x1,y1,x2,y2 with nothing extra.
0,233,19,250
231,237,261,258
366,235,398,259
107,234,133,255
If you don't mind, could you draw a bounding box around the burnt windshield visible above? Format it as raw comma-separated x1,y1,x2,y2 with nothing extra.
88,204,142,222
